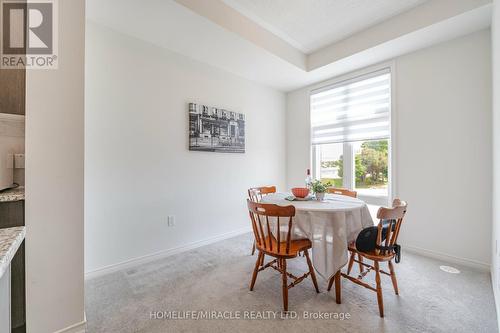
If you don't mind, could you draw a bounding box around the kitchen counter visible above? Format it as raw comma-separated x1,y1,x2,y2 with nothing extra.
0,226,25,280
0,186,25,202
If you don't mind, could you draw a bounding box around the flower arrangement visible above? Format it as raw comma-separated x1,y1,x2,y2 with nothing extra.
311,180,331,201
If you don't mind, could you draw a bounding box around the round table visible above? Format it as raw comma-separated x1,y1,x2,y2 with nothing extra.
260,192,374,280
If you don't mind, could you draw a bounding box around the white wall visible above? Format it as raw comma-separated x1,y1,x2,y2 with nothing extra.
491,0,500,323
287,29,492,268
25,1,85,332
395,29,491,268
85,22,286,273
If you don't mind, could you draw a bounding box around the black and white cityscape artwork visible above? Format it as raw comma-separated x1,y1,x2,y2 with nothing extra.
189,103,245,153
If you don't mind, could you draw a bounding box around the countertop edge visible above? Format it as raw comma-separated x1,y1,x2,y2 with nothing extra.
0,226,26,280
0,186,25,203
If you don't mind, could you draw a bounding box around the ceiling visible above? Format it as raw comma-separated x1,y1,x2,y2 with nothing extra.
222,0,428,54
86,0,492,92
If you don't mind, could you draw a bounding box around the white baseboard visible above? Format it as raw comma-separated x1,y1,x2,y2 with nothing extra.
85,227,252,280
53,320,86,333
404,245,490,272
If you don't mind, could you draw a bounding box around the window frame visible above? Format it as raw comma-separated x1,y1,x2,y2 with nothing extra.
309,63,396,206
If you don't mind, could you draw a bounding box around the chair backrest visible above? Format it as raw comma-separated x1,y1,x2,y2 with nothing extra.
327,187,357,198
375,199,408,255
247,200,295,255
247,186,277,202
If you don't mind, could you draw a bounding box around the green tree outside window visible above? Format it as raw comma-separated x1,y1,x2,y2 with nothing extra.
320,140,388,189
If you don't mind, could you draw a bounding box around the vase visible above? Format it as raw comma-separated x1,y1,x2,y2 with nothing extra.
316,192,325,201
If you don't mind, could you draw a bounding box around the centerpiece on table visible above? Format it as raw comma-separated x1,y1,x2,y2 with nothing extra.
311,180,331,201
291,187,310,200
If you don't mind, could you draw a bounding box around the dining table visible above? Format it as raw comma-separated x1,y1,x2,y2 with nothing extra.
260,192,374,281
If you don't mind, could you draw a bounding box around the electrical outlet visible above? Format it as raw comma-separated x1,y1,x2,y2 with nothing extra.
167,216,175,227
14,154,25,169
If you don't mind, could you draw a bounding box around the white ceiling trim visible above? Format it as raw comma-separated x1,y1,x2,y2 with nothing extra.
309,0,493,70
174,0,307,70
221,0,428,54
175,0,492,73
220,0,308,53
87,0,492,92
310,4,492,86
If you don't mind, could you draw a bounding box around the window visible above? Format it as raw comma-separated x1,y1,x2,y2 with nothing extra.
353,140,389,198
315,143,343,188
311,69,391,205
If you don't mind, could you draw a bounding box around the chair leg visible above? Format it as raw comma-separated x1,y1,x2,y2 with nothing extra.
374,261,384,317
260,253,265,267
304,250,319,293
281,259,288,311
251,241,256,255
358,254,364,275
250,252,262,291
347,252,355,275
327,275,334,291
388,260,399,295
334,270,341,304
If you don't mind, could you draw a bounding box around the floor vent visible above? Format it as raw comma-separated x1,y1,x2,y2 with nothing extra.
439,265,460,274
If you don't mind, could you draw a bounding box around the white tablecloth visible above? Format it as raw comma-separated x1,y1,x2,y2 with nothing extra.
260,192,374,280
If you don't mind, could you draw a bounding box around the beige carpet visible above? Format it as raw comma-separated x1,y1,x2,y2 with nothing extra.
85,233,497,332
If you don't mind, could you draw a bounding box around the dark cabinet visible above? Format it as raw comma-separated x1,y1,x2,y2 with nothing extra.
0,200,25,332
0,69,25,116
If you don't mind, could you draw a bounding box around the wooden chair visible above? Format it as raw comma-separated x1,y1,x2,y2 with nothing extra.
327,187,365,273
247,200,319,311
326,187,357,198
328,199,408,317
247,186,276,255
248,186,276,203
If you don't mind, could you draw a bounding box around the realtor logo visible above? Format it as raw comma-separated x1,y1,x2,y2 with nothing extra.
1,0,58,69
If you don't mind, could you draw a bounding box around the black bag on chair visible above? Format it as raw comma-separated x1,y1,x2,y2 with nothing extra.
355,220,402,263
355,226,379,253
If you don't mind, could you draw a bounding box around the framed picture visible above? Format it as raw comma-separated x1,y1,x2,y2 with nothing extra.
188,103,245,153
